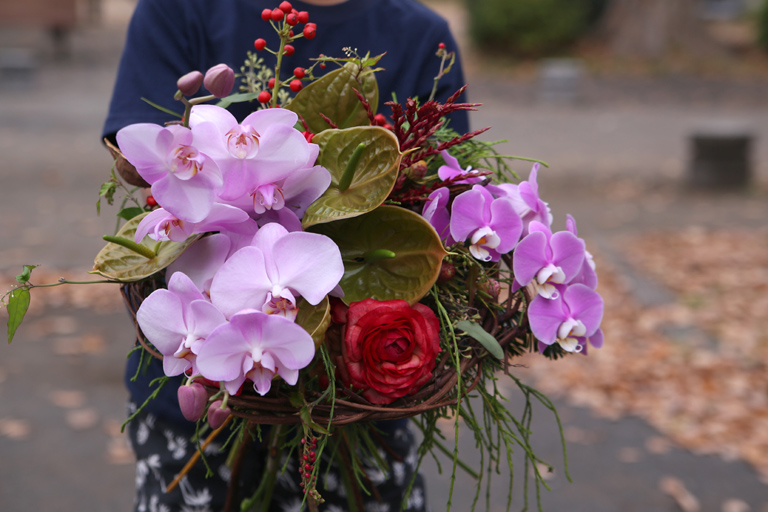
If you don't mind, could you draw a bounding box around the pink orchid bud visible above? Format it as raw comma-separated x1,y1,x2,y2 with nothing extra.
177,382,208,422
405,160,428,181
207,399,231,429
203,64,235,98
480,278,501,299
177,70,204,96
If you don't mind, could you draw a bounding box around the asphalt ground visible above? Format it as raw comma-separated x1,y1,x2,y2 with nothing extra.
1,2,768,511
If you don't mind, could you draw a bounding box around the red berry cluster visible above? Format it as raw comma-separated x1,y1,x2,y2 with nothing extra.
298,436,323,503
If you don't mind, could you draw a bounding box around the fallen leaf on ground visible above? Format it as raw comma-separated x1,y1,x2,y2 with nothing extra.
660,476,701,512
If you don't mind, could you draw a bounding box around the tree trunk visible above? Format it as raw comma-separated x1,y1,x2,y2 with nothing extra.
598,0,723,58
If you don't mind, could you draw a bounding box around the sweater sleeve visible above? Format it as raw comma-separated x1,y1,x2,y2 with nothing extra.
102,0,198,140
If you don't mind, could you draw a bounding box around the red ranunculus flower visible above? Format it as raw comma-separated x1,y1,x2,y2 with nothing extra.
341,299,441,405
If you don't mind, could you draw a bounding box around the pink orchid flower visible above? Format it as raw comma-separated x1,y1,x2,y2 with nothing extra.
438,150,483,185
116,124,223,222
488,163,552,237
421,187,455,246
136,272,227,377
513,221,585,299
189,105,315,202
450,185,522,262
209,222,343,320
565,214,598,289
527,283,604,353
134,204,251,243
195,310,315,395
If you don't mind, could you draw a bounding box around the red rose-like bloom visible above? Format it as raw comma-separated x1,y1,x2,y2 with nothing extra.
342,299,441,405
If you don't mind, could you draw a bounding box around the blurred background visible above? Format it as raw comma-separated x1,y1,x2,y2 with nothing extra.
1,0,767,510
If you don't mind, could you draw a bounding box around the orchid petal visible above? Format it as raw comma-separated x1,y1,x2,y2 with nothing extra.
563,284,604,336
209,247,270,319
550,231,586,282
527,294,567,345
167,234,231,295
513,231,549,286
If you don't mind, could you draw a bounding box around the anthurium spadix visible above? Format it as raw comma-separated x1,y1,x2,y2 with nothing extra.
513,221,585,299
209,223,344,320
189,105,315,202
527,283,604,353
115,124,222,223
195,310,315,396
450,185,522,262
136,272,227,377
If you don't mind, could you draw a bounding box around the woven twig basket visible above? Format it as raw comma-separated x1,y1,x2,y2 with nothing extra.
120,261,529,427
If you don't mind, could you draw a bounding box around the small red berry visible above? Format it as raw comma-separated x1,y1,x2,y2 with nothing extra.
373,113,386,125
261,8,272,21
257,90,271,103
146,195,157,207
279,1,293,13
290,79,302,92
271,8,284,21
286,13,298,26
254,38,267,51
297,11,309,24
283,44,295,56
289,30,294,37
319,62,326,69
267,78,275,88
438,42,446,49
383,123,393,131
293,67,305,78
303,25,316,39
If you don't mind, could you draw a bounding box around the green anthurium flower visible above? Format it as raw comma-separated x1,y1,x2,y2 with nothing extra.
309,206,448,305
302,126,402,229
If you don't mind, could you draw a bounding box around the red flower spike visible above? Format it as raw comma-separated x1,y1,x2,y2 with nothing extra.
297,11,309,23
302,25,316,39
261,8,273,21
146,195,157,207
279,1,293,13
271,8,284,21
254,38,267,51
286,12,298,26
257,90,271,103
283,44,295,56
290,79,302,92
293,67,305,79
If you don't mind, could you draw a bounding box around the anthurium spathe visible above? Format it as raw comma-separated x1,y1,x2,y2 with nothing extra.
195,310,315,395
136,272,227,376
209,222,344,320
189,105,315,202
115,124,223,223
450,185,522,262
527,283,603,353
513,221,585,300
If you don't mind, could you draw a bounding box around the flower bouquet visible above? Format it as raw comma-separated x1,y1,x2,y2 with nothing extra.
3,4,604,511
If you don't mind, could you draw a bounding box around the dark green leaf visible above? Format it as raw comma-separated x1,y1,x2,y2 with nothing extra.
295,297,331,349
216,91,262,109
7,288,30,343
456,320,504,359
116,207,146,222
15,265,38,284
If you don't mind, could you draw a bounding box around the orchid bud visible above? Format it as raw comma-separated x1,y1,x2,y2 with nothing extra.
203,64,235,98
177,382,208,421
207,399,231,429
176,70,204,96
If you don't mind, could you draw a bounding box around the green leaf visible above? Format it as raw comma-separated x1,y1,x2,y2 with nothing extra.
116,207,146,221
92,212,199,281
287,61,379,133
97,181,117,214
7,288,30,343
15,265,38,284
309,206,447,305
456,320,504,360
295,297,331,349
301,127,401,229
216,91,262,109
